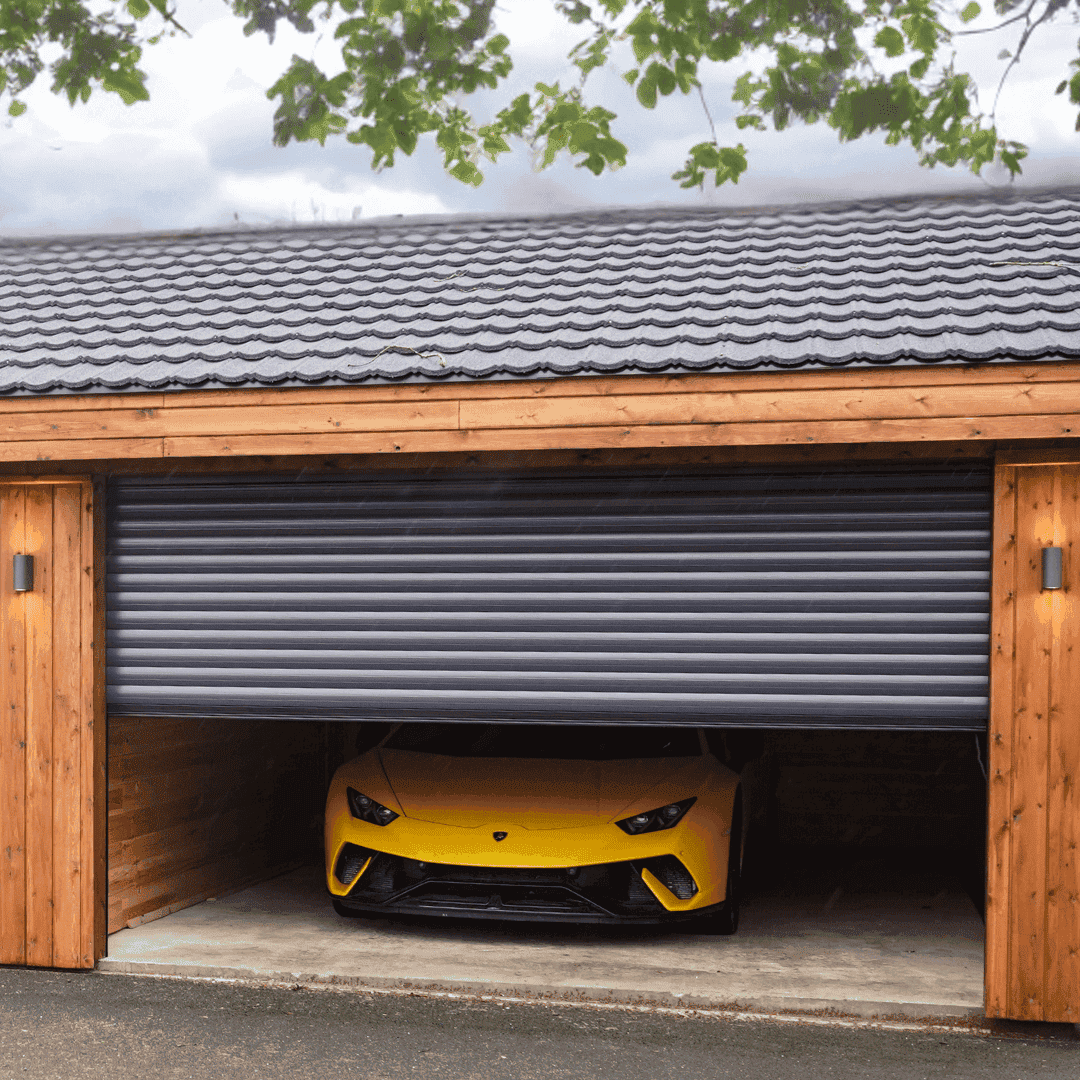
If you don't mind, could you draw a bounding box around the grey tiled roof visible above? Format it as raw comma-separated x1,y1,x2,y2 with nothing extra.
0,187,1078,395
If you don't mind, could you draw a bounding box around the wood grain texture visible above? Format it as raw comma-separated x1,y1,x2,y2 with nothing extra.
0,438,163,462
49,485,83,967
90,481,107,961
0,481,97,970
1009,466,1055,1018
22,486,53,967
106,717,326,934
1047,466,1080,1021
104,358,1080,406
986,464,1017,1018
1,364,1080,464
0,487,27,965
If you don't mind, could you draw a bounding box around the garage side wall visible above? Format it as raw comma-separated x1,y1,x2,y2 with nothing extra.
0,481,100,968
986,462,1080,1022
107,717,328,932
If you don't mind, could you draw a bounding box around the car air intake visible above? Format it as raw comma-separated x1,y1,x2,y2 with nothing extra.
643,856,698,900
335,843,374,885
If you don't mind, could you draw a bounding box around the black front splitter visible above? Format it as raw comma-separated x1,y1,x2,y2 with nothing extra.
330,892,724,926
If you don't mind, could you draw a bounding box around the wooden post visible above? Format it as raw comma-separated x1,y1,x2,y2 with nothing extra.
0,480,101,968
987,458,1080,1021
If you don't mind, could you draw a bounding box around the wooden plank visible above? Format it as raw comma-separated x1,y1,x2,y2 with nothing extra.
985,463,1018,1018
22,485,53,968
997,448,1080,467
114,862,301,933
0,486,27,965
77,439,999,478
0,438,163,462
0,400,461,441
154,399,460,438
0,394,164,414
149,358,1080,408
0,475,94,485
458,383,1080,431
163,413,1080,459
1008,465,1056,1019
48,485,83,968
89,481,106,961
1045,464,1080,1021
0,409,167,441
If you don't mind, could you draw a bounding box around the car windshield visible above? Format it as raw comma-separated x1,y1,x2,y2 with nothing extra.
381,723,701,760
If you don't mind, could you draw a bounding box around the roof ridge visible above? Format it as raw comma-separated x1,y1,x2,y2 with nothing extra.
1,184,1078,249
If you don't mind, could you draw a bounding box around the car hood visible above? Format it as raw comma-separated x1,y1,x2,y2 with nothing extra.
377,749,706,830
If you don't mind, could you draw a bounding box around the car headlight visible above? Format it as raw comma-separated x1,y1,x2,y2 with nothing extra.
616,797,696,835
347,787,399,826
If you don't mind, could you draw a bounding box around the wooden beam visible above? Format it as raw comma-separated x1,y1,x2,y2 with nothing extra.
159,413,1080,459
0,439,163,463
0,365,1079,463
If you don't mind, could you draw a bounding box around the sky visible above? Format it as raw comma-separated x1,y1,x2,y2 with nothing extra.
0,0,1077,234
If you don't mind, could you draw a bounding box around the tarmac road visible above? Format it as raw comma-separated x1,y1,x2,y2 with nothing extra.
0,969,1077,1080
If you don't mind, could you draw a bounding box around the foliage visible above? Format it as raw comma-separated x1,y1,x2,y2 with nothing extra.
1,0,1076,187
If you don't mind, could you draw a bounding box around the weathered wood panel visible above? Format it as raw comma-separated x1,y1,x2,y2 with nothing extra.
985,465,1017,1018
107,717,327,933
0,481,99,969
987,461,1080,1022
2,362,1080,463
0,486,27,965
1048,472,1080,1022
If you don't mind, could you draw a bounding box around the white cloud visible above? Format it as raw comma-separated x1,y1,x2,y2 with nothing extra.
0,0,1075,235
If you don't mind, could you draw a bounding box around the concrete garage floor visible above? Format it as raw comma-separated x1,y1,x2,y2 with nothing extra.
100,854,986,1019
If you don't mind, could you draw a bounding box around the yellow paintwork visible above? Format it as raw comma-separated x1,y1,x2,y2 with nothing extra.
324,739,740,915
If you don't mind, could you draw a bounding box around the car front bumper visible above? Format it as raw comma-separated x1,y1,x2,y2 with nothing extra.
328,846,725,924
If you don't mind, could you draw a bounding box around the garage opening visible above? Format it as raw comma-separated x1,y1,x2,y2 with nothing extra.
102,463,990,1015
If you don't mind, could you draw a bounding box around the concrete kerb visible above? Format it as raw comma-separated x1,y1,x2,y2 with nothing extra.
95,957,984,1024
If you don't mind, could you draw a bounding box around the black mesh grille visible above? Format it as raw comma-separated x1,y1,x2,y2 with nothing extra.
334,843,374,885
643,855,698,899
342,854,666,918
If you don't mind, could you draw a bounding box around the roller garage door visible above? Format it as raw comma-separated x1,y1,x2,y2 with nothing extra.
106,466,990,730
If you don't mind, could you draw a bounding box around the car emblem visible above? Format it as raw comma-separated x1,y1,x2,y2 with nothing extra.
492,831,508,842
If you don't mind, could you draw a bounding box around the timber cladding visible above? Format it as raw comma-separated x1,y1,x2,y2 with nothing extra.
0,479,101,968
0,361,1080,463
107,717,327,933
987,458,1080,1022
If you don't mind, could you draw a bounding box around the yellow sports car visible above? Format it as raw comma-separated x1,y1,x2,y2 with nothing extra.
325,723,744,932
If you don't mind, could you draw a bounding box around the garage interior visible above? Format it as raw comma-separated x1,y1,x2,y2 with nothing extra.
97,460,990,1015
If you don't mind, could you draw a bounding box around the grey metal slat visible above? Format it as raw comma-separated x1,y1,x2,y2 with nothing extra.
105,466,992,730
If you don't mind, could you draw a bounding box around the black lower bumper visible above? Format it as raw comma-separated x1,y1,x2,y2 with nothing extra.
331,848,716,925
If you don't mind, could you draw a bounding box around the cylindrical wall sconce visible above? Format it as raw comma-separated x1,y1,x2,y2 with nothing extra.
1042,546,1063,591
13,554,33,592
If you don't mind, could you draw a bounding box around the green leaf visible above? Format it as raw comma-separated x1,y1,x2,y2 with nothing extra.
623,68,639,86
960,2,981,23
874,27,905,58
1056,80,1069,95
909,57,930,80
636,77,657,108
102,70,151,106
127,0,151,18
8,100,26,117
449,159,483,186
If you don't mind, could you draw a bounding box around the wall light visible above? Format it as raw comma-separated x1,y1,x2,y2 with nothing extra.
1042,547,1063,591
13,554,33,592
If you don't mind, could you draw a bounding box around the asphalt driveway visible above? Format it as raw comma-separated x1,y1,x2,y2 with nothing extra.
0,969,1077,1080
